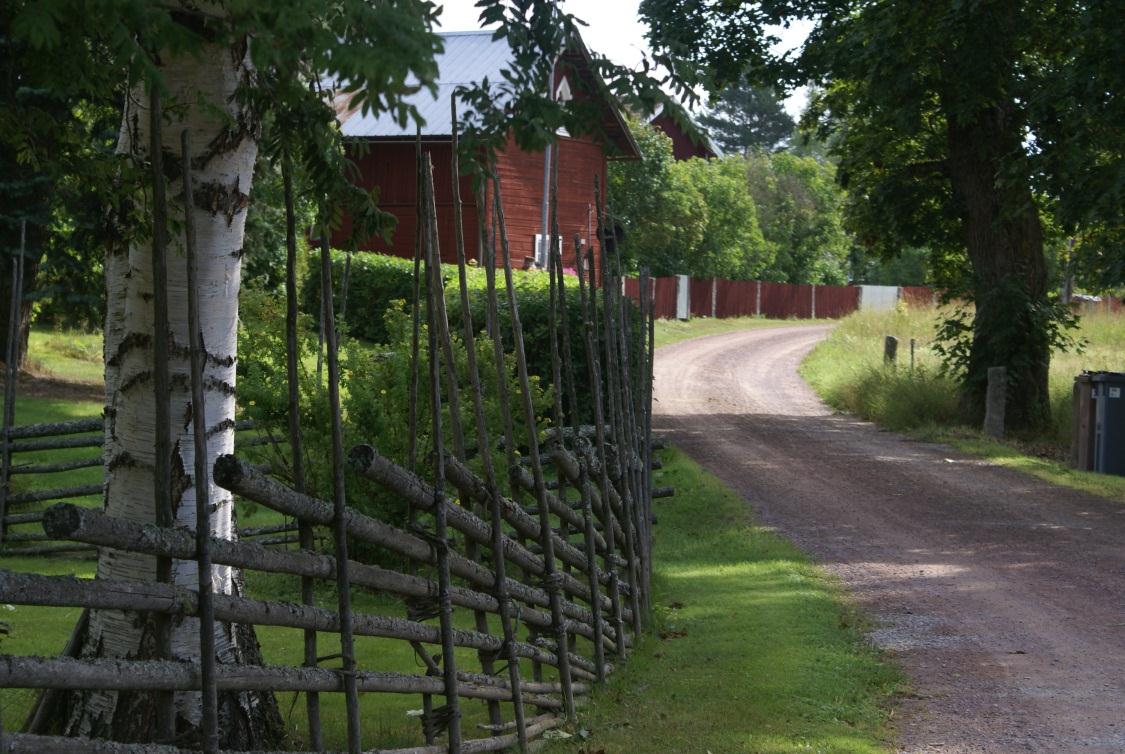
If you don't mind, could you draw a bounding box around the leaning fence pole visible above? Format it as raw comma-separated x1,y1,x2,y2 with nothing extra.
555,241,607,681
492,173,577,721
613,249,648,621
148,84,177,742
477,173,542,690
422,154,464,751
181,130,219,754
596,180,642,635
0,221,25,548
451,101,529,751
318,225,362,754
645,269,656,533
574,245,627,659
408,131,436,742
282,148,322,748
448,99,520,737
430,114,502,731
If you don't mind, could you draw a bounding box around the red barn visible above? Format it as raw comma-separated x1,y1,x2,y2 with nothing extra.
649,104,723,161
334,30,640,278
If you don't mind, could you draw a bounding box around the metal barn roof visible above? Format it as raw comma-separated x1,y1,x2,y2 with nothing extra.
336,30,639,158
337,31,513,139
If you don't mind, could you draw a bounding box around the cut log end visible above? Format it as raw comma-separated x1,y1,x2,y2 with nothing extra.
212,453,246,488
348,444,376,470
42,503,84,540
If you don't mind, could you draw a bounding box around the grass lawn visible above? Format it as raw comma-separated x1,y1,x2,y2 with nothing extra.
545,448,899,754
800,307,1125,503
23,329,104,385
655,316,831,349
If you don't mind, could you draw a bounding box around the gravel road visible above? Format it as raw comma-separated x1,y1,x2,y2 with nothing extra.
653,325,1125,753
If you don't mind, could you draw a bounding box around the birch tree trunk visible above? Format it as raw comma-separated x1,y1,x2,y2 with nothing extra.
55,32,283,748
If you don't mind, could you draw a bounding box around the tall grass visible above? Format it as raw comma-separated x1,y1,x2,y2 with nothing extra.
801,306,1125,458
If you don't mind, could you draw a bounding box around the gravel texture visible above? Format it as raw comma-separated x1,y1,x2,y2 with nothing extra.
653,325,1125,753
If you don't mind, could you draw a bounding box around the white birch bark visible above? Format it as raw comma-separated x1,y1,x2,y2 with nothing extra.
70,33,260,739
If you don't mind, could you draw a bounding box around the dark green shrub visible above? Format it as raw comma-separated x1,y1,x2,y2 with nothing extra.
237,290,552,566
307,250,646,425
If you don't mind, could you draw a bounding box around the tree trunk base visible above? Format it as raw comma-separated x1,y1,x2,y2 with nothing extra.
28,612,284,750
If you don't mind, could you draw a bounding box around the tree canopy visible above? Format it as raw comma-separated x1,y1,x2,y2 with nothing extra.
698,84,794,153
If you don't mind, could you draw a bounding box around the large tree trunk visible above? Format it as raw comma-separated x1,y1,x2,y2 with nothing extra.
945,103,1051,431
49,31,283,748
0,251,37,372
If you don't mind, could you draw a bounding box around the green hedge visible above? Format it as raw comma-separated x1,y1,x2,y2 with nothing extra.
305,250,644,419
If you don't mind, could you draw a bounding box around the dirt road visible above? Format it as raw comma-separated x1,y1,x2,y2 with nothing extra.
653,325,1125,753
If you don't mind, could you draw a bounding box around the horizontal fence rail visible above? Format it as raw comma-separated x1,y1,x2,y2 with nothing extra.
0,418,280,555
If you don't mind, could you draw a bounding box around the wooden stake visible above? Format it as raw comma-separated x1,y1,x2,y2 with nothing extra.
281,147,321,749
148,83,176,743
318,224,362,754
450,97,528,751
181,129,219,754
490,173,576,720
421,154,463,752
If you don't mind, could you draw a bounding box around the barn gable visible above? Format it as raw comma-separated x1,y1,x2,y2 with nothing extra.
333,30,638,280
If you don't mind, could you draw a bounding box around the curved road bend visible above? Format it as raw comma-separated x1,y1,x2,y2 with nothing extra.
653,325,1125,754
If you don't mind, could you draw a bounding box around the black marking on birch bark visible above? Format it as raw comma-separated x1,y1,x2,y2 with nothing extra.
204,377,236,396
195,178,250,226
168,338,236,369
206,418,236,438
170,442,188,516
107,451,139,473
118,370,152,394
107,332,152,367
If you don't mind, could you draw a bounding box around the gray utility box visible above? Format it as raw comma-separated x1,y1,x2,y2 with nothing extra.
1091,372,1125,476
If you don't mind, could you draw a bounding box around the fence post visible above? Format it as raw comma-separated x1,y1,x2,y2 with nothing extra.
0,221,25,548
884,336,898,366
984,366,1006,439
711,277,717,318
676,274,690,320
910,338,916,371
811,284,817,319
755,280,762,317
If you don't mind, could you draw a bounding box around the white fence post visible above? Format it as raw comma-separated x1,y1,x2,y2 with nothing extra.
711,277,717,318
755,280,762,317
676,274,690,320
811,284,817,319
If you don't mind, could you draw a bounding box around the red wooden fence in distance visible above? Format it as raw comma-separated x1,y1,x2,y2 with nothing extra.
624,276,936,320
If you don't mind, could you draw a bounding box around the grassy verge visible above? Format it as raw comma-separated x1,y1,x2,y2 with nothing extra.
800,307,1125,503
24,328,103,385
655,316,829,349
546,447,899,754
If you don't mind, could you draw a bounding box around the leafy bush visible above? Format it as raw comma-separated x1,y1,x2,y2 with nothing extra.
306,249,645,422
237,289,554,565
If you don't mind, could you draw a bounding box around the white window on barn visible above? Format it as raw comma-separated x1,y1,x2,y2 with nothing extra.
534,235,587,268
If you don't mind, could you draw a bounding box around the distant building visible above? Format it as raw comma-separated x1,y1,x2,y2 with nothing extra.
333,30,640,276
649,104,723,161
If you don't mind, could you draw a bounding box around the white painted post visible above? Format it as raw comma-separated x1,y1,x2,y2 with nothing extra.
755,280,762,317
711,277,718,318
811,284,817,319
676,274,690,320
